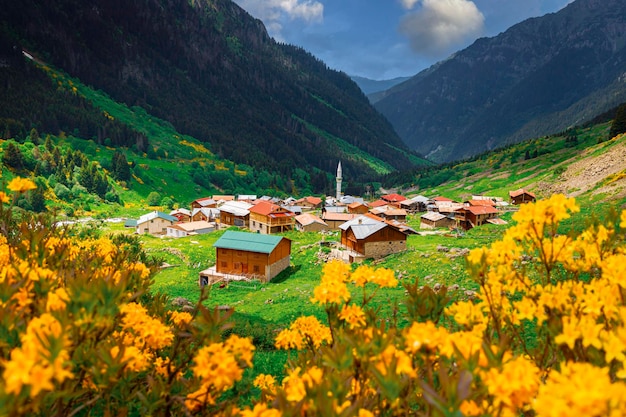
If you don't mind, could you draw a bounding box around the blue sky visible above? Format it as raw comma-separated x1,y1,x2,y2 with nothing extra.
233,0,574,80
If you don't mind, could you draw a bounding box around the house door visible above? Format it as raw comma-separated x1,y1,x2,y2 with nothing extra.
242,263,248,274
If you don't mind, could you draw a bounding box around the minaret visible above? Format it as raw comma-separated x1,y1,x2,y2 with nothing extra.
336,161,342,200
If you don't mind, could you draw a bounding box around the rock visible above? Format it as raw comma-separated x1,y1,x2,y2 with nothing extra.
182,305,195,313
465,290,477,299
450,284,460,291
171,297,192,307
437,245,450,252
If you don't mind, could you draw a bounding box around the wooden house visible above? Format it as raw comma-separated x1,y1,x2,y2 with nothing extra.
433,200,464,214
368,199,388,209
347,202,369,214
135,211,177,235
170,208,191,222
420,212,455,229
455,206,500,230
191,207,219,222
249,201,296,234
370,206,407,222
166,221,216,238
237,195,257,203
219,201,252,228
295,213,329,232
201,231,292,284
509,189,536,205
381,193,407,207
322,212,357,230
339,215,408,261
400,195,429,212
465,199,496,207
191,197,216,210
296,196,323,210
212,195,235,203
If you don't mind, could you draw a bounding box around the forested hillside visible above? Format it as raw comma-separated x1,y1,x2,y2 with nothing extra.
0,0,427,190
375,0,626,163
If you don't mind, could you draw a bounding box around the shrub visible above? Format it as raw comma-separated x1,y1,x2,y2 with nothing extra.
147,191,161,206
1,179,626,416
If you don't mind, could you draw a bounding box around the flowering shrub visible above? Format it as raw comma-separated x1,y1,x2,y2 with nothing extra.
0,178,254,416
260,194,626,416
1,177,626,416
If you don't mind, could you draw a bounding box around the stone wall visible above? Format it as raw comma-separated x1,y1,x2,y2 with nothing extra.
266,255,290,282
363,240,406,259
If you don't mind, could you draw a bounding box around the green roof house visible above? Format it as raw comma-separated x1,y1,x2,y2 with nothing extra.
200,231,291,284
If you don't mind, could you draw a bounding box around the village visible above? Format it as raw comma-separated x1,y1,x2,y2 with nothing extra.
125,163,537,286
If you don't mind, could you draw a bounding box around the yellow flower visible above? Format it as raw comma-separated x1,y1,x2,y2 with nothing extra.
311,280,350,305
192,343,243,391
481,356,540,411
367,267,398,288
322,259,351,283
621,210,626,229
534,362,626,417
254,374,277,391
459,400,482,416
282,367,307,402
169,310,193,326
339,304,367,329
185,384,215,411
375,345,416,378
0,192,9,203
240,403,282,417
224,334,255,367
3,313,73,397
7,177,37,193
404,320,448,353
46,287,70,311
275,316,332,350
119,303,174,350
275,328,304,350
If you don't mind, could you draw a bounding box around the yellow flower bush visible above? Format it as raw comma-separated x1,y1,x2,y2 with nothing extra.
258,194,626,416
1,178,626,416
0,180,254,416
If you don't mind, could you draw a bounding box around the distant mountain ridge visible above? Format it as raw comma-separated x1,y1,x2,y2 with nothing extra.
0,0,426,189
374,0,626,163
350,76,411,97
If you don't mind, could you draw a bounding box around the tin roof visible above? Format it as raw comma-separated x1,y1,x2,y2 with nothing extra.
137,211,177,224
213,230,288,254
339,215,387,239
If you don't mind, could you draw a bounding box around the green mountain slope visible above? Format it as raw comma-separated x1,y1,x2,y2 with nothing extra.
0,0,427,190
383,121,626,206
375,0,626,163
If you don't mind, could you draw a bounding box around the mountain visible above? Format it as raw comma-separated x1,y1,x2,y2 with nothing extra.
350,76,411,97
374,0,626,163
0,0,427,192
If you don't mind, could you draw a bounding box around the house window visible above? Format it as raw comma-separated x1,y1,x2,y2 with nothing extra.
221,261,227,268
253,265,260,273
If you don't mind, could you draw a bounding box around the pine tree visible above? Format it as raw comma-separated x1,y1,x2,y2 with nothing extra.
610,103,626,139
111,151,131,181
30,177,47,212
2,142,25,170
29,128,40,145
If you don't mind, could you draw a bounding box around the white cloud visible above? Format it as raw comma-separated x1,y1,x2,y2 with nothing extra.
234,0,323,39
399,0,420,10
399,0,485,56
